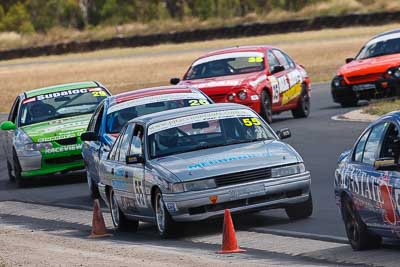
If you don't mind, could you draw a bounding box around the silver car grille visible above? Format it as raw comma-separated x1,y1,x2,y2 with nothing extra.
214,167,272,187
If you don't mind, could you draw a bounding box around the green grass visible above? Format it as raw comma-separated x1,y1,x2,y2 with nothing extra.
363,99,400,116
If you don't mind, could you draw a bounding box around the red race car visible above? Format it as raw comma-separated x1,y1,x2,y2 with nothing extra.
332,29,400,107
171,46,311,123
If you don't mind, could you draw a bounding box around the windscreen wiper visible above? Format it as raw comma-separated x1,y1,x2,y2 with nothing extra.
227,138,268,145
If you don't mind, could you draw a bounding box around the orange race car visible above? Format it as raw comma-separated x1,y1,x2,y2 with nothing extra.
332,29,400,107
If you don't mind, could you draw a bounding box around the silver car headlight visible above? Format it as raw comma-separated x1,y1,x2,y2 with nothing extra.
271,163,306,178
24,142,53,151
169,183,185,193
183,179,217,192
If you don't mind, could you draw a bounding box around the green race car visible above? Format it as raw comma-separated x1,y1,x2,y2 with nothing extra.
0,81,111,187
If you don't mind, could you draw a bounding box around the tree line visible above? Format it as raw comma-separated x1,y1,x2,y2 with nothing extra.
0,0,322,33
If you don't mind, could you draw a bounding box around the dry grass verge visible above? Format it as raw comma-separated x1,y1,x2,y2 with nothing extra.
1,23,400,112
363,99,400,116
0,0,399,51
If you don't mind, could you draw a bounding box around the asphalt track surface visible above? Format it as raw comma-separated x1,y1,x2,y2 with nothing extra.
0,82,369,242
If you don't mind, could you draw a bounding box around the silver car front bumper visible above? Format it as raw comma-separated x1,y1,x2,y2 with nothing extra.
163,171,311,222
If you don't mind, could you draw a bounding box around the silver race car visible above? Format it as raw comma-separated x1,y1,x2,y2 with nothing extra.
98,103,312,237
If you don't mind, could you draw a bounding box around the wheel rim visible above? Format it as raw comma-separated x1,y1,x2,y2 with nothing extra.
344,200,359,244
302,94,310,115
110,191,120,227
263,94,272,121
87,172,93,191
155,193,165,233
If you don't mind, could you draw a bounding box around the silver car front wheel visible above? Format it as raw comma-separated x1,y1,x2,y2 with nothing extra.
154,189,176,238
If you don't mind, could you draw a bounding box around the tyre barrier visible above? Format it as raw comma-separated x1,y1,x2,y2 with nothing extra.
1,11,400,61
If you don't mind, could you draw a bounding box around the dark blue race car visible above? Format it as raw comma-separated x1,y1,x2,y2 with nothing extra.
81,85,213,197
335,111,400,250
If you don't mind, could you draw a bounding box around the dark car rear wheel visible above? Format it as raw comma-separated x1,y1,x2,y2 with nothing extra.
154,189,177,238
292,84,310,118
285,193,313,220
260,90,272,124
109,188,139,232
342,195,381,250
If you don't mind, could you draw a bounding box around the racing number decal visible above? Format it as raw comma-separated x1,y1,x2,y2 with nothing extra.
189,99,209,106
269,76,280,104
248,57,263,63
92,91,107,97
242,118,261,127
134,180,147,208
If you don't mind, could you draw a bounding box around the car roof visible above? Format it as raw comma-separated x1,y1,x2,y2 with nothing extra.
198,45,274,59
366,110,400,129
25,81,99,98
108,85,203,107
372,28,400,39
130,103,254,126
380,110,400,121
366,28,400,45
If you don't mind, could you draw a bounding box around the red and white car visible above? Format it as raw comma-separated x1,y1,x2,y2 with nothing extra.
171,46,311,123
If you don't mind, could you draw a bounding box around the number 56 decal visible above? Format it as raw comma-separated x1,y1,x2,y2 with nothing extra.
242,118,261,126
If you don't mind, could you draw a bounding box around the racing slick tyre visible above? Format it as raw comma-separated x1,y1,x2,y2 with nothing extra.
109,188,139,232
285,193,313,220
87,172,100,199
291,84,310,119
154,188,177,238
7,161,15,182
341,196,381,251
12,150,26,188
260,90,273,124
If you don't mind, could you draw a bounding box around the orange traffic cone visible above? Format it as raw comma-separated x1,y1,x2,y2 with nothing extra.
89,199,113,238
217,209,245,254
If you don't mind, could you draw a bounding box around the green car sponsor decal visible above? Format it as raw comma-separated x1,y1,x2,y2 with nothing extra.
22,114,91,143
44,144,82,154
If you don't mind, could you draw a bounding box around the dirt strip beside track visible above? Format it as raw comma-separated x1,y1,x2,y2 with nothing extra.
0,201,398,267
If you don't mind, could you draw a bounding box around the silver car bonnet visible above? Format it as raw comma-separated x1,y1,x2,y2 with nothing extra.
151,140,301,182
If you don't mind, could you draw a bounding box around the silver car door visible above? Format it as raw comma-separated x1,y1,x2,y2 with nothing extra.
127,124,148,216
115,123,137,214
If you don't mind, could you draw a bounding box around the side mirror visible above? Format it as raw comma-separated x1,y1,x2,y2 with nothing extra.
170,78,181,85
0,121,16,131
276,128,291,139
126,154,145,164
81,131,99,142
374,158,399,171
271,65,285,74
345,58,354,64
